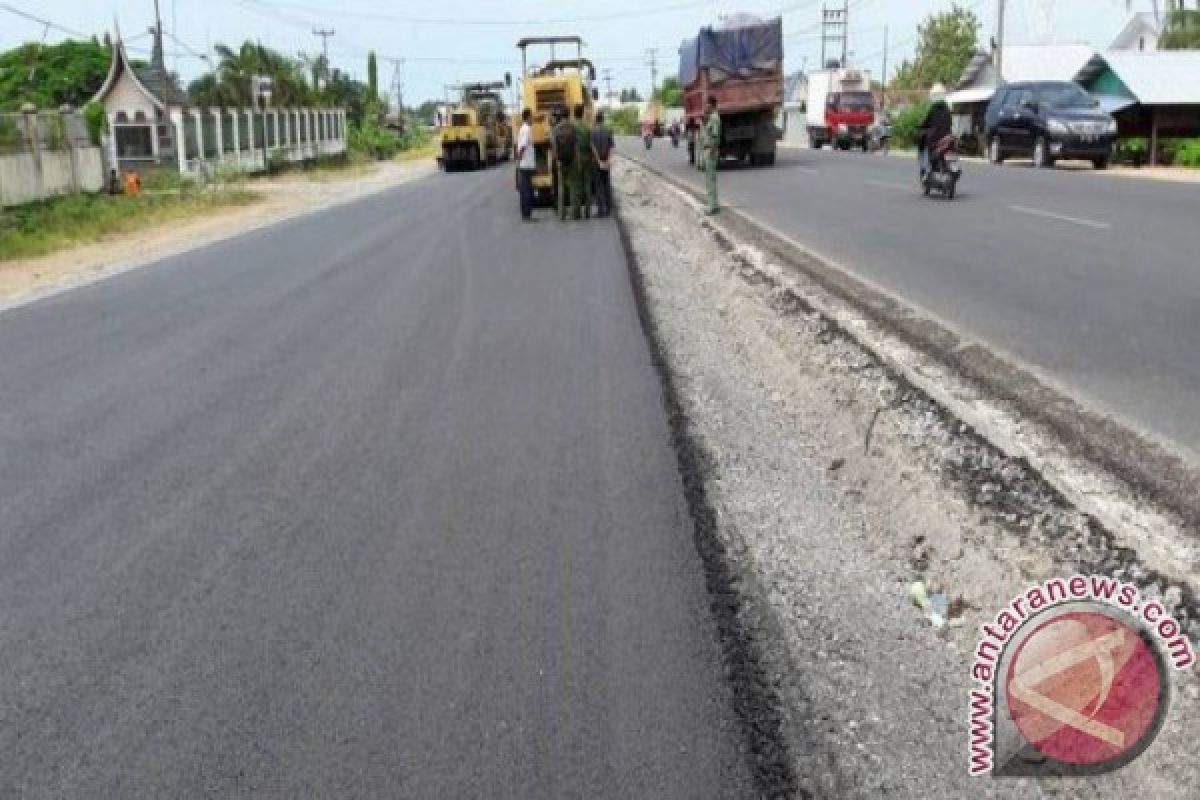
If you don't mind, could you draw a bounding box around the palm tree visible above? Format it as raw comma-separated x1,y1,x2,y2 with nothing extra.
208,41,314,107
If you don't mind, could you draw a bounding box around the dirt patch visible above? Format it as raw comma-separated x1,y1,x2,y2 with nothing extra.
614,158,1197,798
0,159,437,309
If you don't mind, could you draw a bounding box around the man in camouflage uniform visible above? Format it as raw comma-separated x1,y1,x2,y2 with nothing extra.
702,95,721,215
572,104,592,220
550,109,576,221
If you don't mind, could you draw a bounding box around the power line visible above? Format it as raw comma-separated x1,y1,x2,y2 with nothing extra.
237,0,720,27
0,1,88,39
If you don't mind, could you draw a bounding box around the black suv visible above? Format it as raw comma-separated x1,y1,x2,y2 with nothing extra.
984,81,1118,169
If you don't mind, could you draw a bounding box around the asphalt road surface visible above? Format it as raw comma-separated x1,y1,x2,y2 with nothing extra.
0,169,752,797
627,139,1200,461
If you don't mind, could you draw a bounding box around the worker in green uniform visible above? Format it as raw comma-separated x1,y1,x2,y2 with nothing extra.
551,109,577,221
702,95,721,215
572,104,593,220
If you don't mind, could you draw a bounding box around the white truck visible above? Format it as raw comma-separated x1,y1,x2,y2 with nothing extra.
805,68,875,151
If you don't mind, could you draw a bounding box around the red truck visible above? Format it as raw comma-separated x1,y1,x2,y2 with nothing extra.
680,15,784,168
805,67,876,151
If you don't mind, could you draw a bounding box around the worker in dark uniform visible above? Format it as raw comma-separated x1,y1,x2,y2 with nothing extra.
572,104,592,220
550,108,577,221
702,96,721,215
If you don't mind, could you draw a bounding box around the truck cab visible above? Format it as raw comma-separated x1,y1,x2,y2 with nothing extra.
807,68,875,151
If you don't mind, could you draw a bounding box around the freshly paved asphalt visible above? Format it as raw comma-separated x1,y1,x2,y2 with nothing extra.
0,169,752,797
626,139,1200,461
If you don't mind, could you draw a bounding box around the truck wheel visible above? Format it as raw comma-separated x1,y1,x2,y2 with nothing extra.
762,153,775,166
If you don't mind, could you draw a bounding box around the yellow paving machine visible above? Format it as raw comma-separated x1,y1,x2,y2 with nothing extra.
440,77,513,171
515,36,598,205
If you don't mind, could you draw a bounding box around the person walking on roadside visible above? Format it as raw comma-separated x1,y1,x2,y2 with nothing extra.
516,108,537,222
572,103,593,220
702,96,721,215
551,108,578,221
591,110,615,217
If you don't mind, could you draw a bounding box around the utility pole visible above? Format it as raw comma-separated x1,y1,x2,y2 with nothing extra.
820,3,849,69
602,68,614,107
842,0,849,67
881,25,888,107
994,0,1006,83
645,48,658,102
152,0,167,122
313,26,335,86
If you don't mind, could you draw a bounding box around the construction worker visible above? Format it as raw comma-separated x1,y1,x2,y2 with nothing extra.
572,103,592,220
702,96,721,215
551,108,578,221
591,110,615,218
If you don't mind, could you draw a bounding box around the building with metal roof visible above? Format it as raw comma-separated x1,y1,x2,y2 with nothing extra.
1109,12,1163,52
1083,50,1200,162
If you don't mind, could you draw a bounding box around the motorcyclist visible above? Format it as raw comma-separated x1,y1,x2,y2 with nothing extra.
918,83,953,178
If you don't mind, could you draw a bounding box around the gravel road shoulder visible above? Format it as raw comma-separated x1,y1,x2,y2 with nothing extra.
614,159,1198,799
0,159,437,310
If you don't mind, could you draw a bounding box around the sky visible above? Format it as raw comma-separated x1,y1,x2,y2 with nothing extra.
0,0,1155,105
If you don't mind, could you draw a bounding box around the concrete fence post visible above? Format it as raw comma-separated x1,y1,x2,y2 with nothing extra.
170,110,187,173
211,108,224,165
21,103,44,200
243,109,256,169
230,108,241,167
60,105,80,193
191,110,205,172
106,111,119,171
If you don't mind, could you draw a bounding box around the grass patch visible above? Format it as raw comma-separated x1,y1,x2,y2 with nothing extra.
0,186,259,262
395,137,439,163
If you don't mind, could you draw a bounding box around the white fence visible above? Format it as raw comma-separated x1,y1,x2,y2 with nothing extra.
159,107,348,177
0,110,105,208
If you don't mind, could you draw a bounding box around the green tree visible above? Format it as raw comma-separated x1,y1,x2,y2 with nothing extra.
890,4,980,90
197,41,313,107
413,100,441,125
653,76,684,107
1161,4,1200,50
367,51,379,102
0,38,112,110
608,106,641,135
322,69,369,125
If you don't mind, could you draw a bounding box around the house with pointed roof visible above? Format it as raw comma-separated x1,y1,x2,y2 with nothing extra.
90,26,188,170
91,25,347,176
1110,12,1162,52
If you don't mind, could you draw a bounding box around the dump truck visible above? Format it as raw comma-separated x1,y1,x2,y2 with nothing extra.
680,14,784,167
515,36,598,206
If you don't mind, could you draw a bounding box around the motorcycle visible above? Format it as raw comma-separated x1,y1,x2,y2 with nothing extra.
920,134,962,199
868,118,892,154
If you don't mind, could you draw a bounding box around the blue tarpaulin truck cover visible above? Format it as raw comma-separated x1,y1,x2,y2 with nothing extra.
678,16,783,87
